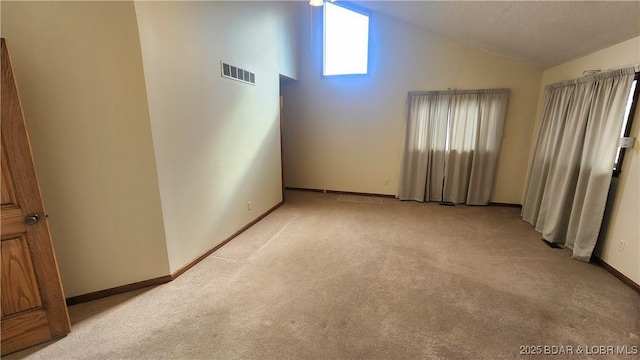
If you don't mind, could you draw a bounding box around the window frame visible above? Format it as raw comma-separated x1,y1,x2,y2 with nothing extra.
322,1,371,78
613,72,639,177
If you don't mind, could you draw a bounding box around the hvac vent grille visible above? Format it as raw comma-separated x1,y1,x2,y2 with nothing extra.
221,61,255,85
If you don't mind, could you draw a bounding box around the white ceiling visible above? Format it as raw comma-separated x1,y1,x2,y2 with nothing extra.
352,1,640,69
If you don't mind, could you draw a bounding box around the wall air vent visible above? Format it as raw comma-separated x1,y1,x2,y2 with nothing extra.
221,61,255,85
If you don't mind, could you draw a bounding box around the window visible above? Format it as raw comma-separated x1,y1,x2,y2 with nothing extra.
613,72,639,175
398,89,510,205
323,2,370,76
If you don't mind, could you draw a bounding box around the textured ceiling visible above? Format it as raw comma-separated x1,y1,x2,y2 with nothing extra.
352,1,640,69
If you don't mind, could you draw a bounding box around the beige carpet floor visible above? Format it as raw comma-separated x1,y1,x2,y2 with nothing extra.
6,190,639,359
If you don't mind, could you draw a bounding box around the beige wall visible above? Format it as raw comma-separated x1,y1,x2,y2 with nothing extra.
535,37,640,284
1,1,299,294
281,6,542,203
134,1,298,272
1,1,170,297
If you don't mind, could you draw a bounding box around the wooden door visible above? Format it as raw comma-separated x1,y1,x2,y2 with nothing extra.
1,38,70,355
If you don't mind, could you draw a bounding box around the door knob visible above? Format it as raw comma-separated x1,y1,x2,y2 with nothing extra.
24,214,39,225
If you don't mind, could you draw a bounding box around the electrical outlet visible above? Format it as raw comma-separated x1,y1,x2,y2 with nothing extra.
384,179,389,186
617,239,626,252
247,201,252,211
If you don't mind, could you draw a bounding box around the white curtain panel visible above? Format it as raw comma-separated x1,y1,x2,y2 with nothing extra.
522,67,635,261
446,91,509,204
398,89,509,205
444,93,479,203
397,93,449,202
521,85,575,225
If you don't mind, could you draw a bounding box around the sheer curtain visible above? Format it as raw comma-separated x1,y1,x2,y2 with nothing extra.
398,89,510,205
522,67,635,261
397,93,449,202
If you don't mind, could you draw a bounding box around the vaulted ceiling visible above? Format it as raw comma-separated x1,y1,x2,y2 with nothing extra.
352,1,640,69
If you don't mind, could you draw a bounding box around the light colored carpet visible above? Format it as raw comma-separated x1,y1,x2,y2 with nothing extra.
336,194,385,205
6,190,639,359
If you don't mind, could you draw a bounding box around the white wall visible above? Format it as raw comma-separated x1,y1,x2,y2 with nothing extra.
1,0,299,295
281,5,542,203
1,1,170,297
134,1,298,273
535,37,640,284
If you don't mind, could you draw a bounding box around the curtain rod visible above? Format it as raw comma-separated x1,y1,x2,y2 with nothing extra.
583,63,639,75
408,88,510,96
548,65,636,91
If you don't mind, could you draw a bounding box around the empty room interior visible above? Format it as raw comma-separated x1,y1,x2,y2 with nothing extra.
1,0,639,359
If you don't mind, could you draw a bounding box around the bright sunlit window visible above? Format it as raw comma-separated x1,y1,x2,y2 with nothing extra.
613,76,639,174
323,2,370,76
